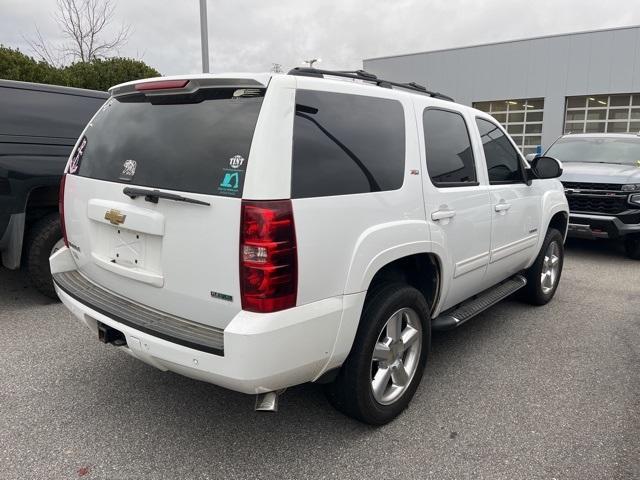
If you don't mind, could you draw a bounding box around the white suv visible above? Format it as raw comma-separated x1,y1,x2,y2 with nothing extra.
51,69,569,424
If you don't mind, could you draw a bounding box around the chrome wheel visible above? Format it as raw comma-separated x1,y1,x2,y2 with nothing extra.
370,307,422,405
540,241,560,294
50,238,65,257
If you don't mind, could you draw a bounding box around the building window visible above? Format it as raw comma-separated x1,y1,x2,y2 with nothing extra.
564,94,640,134
473,98,544,156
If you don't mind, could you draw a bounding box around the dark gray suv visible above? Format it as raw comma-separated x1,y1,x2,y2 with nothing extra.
543,133,640,259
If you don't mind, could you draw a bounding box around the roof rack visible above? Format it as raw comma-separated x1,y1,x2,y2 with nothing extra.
287,67,454,102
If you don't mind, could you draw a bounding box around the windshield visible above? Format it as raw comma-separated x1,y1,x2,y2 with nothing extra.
546,136,640,166
71,88,265,197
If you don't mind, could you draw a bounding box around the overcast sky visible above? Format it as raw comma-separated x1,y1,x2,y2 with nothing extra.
2,0,639,76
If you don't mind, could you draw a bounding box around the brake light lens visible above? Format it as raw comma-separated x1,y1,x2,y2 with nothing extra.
59,174,68,248
240,200,297,313
135,79,189,91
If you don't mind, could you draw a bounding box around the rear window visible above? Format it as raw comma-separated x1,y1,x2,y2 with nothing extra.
74,88,265,197
0,86,105,139
291,90,405,198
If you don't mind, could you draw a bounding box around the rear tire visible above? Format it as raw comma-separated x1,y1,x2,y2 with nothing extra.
25,213,62,300
324,283,430,425
624,235,640,260
521,228,564,305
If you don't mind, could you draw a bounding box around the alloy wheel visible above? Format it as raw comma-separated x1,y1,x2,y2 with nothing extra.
370,307,422,405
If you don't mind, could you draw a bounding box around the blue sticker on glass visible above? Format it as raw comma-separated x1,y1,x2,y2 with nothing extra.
218,171,241,196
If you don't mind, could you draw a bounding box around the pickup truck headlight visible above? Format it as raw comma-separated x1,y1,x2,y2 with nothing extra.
621,184,640,192
630,193,640,206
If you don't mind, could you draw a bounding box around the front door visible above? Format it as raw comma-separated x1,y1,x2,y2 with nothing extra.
474,117,541,286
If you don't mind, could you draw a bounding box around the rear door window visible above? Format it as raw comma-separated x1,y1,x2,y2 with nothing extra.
75,88,265,197
291,90,405,198
422,108,478,187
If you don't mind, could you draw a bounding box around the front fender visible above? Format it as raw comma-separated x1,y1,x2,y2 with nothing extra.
529,184,569,268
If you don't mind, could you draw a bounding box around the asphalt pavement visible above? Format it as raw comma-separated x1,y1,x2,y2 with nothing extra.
1,238,638,480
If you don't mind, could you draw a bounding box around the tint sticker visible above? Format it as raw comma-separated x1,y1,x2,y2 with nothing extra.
68,136,87,174
119,159,137,181
229,155,245,169
219,172,240,191
217,155,247,196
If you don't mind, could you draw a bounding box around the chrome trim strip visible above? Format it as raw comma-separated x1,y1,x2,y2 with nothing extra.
454,251,490,278
490,233,538,264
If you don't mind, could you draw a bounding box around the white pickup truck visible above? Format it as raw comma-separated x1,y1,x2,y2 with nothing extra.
50,69,569,424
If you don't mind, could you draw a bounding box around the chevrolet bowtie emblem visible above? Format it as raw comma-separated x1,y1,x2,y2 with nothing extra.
104,209,126,225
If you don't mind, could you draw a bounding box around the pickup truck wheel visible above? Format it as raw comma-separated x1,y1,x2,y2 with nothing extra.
324,283,430,425
521,228,564,305
624,235,640,260
25,213,62,300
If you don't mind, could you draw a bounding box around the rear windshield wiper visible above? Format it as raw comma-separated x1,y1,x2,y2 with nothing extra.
123,187,210,206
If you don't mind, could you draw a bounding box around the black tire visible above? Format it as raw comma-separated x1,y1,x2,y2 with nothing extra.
25,213,62,300
324,283,430,425
521,228,564,305
624,235,640,260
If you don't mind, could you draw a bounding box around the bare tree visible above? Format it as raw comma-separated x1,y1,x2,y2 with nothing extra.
27,0,130,66
271,63,283,74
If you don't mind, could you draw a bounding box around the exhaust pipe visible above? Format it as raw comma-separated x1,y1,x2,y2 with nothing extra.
254,389,285,412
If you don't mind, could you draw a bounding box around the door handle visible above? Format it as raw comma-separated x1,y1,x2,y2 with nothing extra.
431,209,456,221
494,202,511,213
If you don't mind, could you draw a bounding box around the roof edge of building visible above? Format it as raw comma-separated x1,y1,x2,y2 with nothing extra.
363,24,640,62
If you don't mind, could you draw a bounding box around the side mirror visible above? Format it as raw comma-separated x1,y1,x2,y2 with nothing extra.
529,156,563,179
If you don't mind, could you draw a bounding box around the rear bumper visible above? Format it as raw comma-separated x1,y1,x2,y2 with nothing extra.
55,284,363,394
51,248,364,394
567,213,640,239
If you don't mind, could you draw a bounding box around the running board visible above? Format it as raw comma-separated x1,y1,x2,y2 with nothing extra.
432,274,527,331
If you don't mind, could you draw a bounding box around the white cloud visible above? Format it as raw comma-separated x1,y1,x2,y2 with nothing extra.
1,0,638,76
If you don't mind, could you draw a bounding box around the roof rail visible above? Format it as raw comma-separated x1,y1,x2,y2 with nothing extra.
287,67,454,102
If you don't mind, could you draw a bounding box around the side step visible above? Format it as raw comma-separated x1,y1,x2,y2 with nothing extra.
432,274,527,331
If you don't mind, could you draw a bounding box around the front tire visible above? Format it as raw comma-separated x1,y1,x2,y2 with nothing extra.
25,213,63,300
324,283,430,425
521,228,564,305
624,235,640,260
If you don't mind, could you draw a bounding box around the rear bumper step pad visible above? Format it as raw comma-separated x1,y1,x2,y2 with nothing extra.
53,270,224,355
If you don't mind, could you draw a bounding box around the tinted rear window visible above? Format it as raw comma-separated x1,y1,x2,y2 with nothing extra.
75,88,264,197
0,86,105,139
292,90,405,198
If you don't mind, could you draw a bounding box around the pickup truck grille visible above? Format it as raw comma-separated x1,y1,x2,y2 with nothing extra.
53,270,224,355
566,195,628,214
561,182,632,215
562,182,622,191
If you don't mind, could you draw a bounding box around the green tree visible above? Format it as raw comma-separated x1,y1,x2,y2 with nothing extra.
0,45,160,91
0,46,65,85
63,58,160,90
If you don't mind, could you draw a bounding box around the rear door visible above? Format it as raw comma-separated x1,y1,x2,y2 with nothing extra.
63,78,268,329
419,107,492,310
474,117,541,285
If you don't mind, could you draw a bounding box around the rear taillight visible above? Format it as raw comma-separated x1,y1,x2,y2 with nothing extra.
240,200,297,313
58,174,68,248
